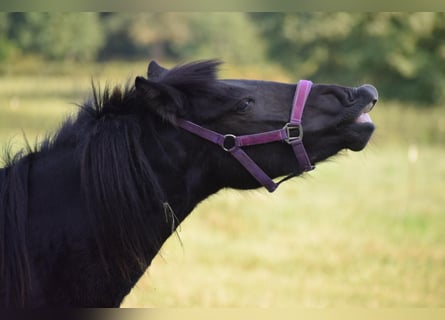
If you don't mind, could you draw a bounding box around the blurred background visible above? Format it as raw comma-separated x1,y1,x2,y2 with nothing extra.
0,12,444,307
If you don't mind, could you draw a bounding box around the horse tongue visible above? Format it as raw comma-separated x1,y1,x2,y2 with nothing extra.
355,113,372,124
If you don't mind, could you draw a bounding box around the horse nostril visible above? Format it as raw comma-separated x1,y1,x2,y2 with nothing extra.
359,84,378,105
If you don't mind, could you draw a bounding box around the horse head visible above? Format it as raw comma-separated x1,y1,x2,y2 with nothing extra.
135,60,377,191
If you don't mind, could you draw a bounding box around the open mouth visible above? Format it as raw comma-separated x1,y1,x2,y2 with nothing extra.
354,101,375,124
340,100,376,127
344,99,377,151
340,84,378,151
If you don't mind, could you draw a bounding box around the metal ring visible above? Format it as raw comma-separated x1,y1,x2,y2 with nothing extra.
222,134,237,152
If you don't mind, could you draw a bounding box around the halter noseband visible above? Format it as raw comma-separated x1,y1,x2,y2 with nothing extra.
177,80,314,192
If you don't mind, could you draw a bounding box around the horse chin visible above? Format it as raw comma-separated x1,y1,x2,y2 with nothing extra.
345,122,375,151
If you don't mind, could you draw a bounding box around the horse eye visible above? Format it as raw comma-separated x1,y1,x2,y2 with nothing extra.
235,98,254,113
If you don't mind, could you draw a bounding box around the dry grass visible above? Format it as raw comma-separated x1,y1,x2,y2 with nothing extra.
122,145,445,307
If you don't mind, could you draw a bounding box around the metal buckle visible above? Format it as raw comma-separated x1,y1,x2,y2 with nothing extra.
222,134,237,152
283,123,303,144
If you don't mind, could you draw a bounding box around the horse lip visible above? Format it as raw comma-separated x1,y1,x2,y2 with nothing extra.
362,101,375,113
339,101,375,127
353,101,376,124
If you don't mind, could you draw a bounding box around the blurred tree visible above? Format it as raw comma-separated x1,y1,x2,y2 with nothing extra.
251,12,445,104
0,13,16,62
99,13,193,60
177,13,266,64
99,13,151,60
3,12,445,104
7,13,104,62
99,13,266,65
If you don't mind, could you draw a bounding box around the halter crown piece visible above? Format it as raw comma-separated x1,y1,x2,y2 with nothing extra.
177,80,314,192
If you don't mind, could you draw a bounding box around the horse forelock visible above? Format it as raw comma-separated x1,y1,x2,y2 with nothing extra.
83,60,223,118
158,59,222,90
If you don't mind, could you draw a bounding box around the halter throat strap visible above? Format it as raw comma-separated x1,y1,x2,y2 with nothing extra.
177,80,314,192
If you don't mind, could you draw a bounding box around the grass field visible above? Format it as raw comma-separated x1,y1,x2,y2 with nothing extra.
0,61,444,307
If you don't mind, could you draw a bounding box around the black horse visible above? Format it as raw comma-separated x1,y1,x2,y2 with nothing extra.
0,60,377,307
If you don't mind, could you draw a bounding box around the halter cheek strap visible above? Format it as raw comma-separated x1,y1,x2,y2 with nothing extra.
177,80,314,192
288,79,313,173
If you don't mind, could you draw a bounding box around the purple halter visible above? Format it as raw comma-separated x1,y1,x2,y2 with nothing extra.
177,80,314,192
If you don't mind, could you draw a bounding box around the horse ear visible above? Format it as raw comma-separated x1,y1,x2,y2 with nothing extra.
135,76,162,99
135,76,184,123
147,60,168,80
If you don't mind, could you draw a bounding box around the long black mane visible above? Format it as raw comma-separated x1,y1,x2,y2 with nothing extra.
0,156,32,305
0,60,224,306
79,84,167,278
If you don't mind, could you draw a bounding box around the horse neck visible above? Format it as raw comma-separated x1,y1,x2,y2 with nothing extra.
6,114,222,306
144,127,223,219
66,116,220,305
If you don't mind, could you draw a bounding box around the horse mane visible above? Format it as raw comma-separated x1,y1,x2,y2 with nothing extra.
79,84,168,278
77,60,223,277
0,157,32,306
0,60,224,305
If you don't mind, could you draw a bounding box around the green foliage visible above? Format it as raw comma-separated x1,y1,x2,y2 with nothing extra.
6,13,104,61
251,12,445,104
0,13,15,62
2,13,445,104
99,13,265,64
177,13,266,64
